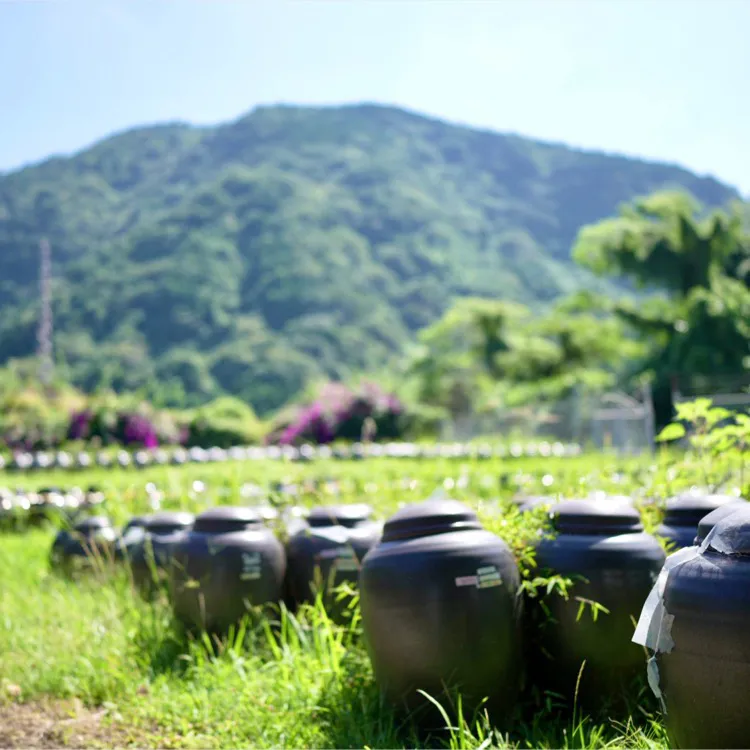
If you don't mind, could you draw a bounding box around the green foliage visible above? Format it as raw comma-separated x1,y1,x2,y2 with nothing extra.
573,190,750,296
572,192,750,426
402,296,640,417
0,105,737,414
657,397,750,493
0,359,86,450
187,396,265,447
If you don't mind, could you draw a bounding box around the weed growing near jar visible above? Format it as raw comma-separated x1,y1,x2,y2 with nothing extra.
1,448,741,748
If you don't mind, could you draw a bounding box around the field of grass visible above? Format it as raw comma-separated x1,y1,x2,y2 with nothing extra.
0,451,725,748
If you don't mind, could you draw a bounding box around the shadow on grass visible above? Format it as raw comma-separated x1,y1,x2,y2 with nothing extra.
125,586,197,680
314,652,666,750
511,670,666,749
314,649,422,750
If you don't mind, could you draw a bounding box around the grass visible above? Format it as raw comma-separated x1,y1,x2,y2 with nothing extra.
0,450,726,748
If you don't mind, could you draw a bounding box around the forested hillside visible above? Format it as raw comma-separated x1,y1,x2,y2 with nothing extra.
0,104,738,413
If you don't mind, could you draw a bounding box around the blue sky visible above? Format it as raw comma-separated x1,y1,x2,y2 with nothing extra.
2,0,749,194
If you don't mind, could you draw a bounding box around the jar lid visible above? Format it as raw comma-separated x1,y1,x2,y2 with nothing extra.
255,506,279,522
123,516,148,532
706,503,750,555
74,516,113,533
549,498,642,535
696,500,747,543
516,495,555,512
308,504,373,528
146,511,195,535
381,499,481,542
194,506,262,534
664,492,738,527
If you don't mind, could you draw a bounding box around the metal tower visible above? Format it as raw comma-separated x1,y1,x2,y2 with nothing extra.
37,237,53,387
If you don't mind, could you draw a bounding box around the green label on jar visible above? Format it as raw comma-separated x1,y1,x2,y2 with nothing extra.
455,565,502,589
240,551,262,581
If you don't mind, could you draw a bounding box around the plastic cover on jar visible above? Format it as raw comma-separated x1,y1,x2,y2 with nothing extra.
632,502,750,706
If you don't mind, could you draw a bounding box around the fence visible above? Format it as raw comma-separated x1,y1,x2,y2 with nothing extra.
439,385,656,455
671,373,750,413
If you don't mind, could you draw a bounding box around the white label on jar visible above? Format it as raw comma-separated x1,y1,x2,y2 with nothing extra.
318,547,355,560
240,551,262,580
333,557,360,572
316,548,359,573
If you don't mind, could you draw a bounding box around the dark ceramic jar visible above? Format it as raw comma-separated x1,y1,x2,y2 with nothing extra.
254,505,280,525
518,492,633,514
647,504,750,748
76,452,92,469
50,516,118,575
529,497,665,707
29,488,66,525
128,512,195,596
170,506,286,632
285,504,381,619
113,516,149,561
3,493,30,530
122,515,149,537
360,498,522,721
282,505,310,537
694,499,747,545
658,491,739,550
0,491,18,530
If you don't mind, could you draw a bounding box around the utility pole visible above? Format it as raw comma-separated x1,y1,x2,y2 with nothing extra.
37,237,53,388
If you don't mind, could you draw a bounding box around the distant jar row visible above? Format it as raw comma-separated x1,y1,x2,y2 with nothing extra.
50,490,750,749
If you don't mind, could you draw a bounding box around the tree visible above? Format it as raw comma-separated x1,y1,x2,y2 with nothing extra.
573,190,749,297
571,190,750,426
403,296,637,418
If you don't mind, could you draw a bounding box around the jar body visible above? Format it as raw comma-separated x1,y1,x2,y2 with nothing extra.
114,521,147,562
171,528,286,632
50,526,118,575
658,494,739,551
656,523,700,551
285,521,380,619
360,528,522,720
530,532,664,706
659,552,750,749
130,531,189,598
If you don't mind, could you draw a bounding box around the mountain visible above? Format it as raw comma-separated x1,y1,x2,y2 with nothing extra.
0,104,739,414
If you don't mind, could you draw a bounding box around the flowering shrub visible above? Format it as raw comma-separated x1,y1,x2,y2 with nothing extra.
269,382,406,446
66,408,164,448
120,413,160,448
0,374,264,452
0,380,408,451
67,410,94,441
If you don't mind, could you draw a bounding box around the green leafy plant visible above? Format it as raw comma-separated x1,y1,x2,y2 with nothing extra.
657,397,750,492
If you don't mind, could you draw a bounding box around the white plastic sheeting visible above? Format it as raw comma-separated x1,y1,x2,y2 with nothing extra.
632,504,750,707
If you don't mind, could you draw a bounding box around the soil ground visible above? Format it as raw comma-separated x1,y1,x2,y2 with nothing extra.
0,698,143,749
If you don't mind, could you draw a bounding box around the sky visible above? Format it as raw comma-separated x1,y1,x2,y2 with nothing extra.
2,0,749,195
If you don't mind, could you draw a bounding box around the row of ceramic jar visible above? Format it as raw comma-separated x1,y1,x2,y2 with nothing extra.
50,502,383,625
2,440,582,473
50,492,748,749
518,488,747,550
1,486,105,529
